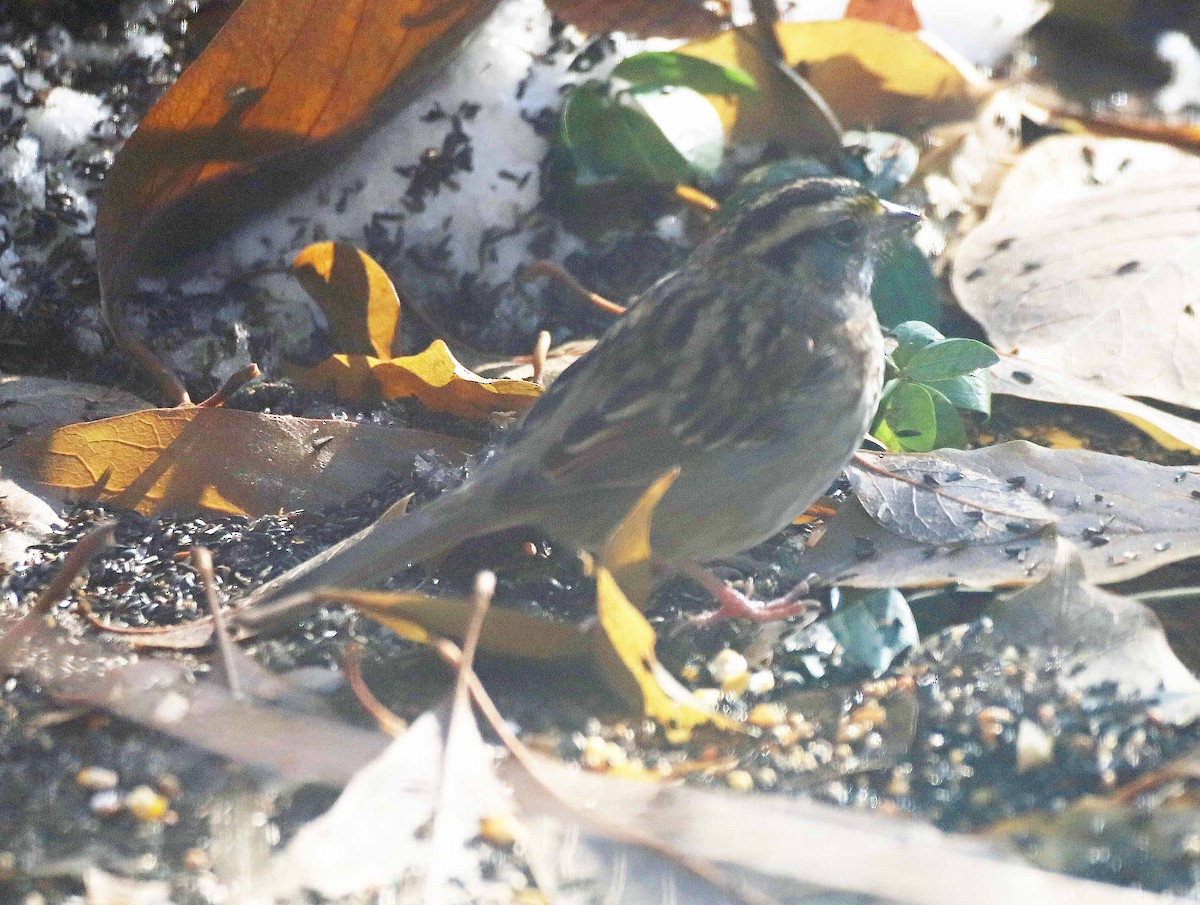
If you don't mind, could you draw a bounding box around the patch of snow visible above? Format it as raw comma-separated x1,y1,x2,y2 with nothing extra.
25,86,111,160
0,137,45,203
1156,31,1200,115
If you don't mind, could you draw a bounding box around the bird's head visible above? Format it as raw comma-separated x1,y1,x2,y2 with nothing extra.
704,176,920,298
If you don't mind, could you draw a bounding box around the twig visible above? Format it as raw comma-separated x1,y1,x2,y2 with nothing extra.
197,363,262,408
0,523,115,660
105,313,191,407
341,641,407,736
192,546,242,699
522,260,627,315
531,331,551,386
674,184,721,215
428,626,776,905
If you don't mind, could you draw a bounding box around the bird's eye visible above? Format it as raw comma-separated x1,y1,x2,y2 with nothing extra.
831,220,861,246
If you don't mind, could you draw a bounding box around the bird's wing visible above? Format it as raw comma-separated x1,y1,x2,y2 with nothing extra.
505,262,834,491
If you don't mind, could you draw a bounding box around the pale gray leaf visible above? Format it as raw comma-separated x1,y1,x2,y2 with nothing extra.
803,442,1200,589
848,453,1055,545
953,162,1200,408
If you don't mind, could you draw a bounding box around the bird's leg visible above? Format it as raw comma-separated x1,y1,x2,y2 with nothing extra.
658,561,822,625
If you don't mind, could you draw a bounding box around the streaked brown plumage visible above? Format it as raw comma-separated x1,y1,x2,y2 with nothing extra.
245,177,916,612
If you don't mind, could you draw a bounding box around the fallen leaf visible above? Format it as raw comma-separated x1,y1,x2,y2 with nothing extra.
0,407,472,517
600,468,679,608
96,0,500,298
680,19,984,143
986,135,1200,219
846,0,921,32
591,470,739,736
293,241,402,358
801,442,1200,589
0,597,388,787
590,566,740,736
340,588,589,661
0,479,62,574
848,453,1055,546
953,153,1200,410
988,539,1200,723
268,698,508,899
990,354,1200,454
545,0,729,38
0,374,151,439
299,340,542,419
504,751,1156,905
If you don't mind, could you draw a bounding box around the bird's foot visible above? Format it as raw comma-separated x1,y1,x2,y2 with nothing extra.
665,562,821,626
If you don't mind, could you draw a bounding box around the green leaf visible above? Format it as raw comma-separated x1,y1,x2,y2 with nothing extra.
871,236,941,329
905,338,999,382
557,84,622,186
871,416,904,453
925,372,991,416
890,320,944,367
598,101,696,185
825,588,918,677
612,51,757,97
622,85,724,180
884,381,937,452
928,389,969,449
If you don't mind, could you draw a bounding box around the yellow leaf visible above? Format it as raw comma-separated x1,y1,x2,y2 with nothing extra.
591,566,740,738
0,407,471,517
600,467,679,609
293,242,401,359
339,588,589,661
300,340,542,420
681,20,984,140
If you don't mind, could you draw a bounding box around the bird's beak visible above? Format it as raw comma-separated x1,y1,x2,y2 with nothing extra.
878,199,922,234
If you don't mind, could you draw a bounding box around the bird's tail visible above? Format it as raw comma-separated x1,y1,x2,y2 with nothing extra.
237,485,513,616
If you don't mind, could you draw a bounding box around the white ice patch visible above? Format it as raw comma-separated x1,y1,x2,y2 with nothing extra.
0,136,45,204
25,86,110,160
212,0,584,302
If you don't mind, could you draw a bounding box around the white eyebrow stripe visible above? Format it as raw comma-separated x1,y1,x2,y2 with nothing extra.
741,199,854,257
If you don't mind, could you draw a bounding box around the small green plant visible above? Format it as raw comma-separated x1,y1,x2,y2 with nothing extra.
555,51,756,188
873,321,998,452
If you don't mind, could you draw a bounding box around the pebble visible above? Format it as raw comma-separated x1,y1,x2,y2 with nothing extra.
708,649,749,692
126,785,170,821
747,669,775,695
76,766,119,791
726,770,754,791
747,703,787,728
1015,719,1054,773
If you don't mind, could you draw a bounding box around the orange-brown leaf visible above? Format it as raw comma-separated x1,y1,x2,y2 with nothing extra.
300,340,542,419
97,0,499,295
293,242,402,358
845,0,921,32
545,0,729,38
0,408,472,517
682,20,984,138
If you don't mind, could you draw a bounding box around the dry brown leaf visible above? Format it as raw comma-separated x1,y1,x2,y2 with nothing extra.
293,242,402,358
0,407,472,517
680,19,984,142
546,0,729,38
591,567,740,738
299,340,542,419
953,164,1200,410
336,588,589,661
96,0,500,298
845,0,921,32
802,442,1200,590
0,374,152,439
990,355,1200,455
